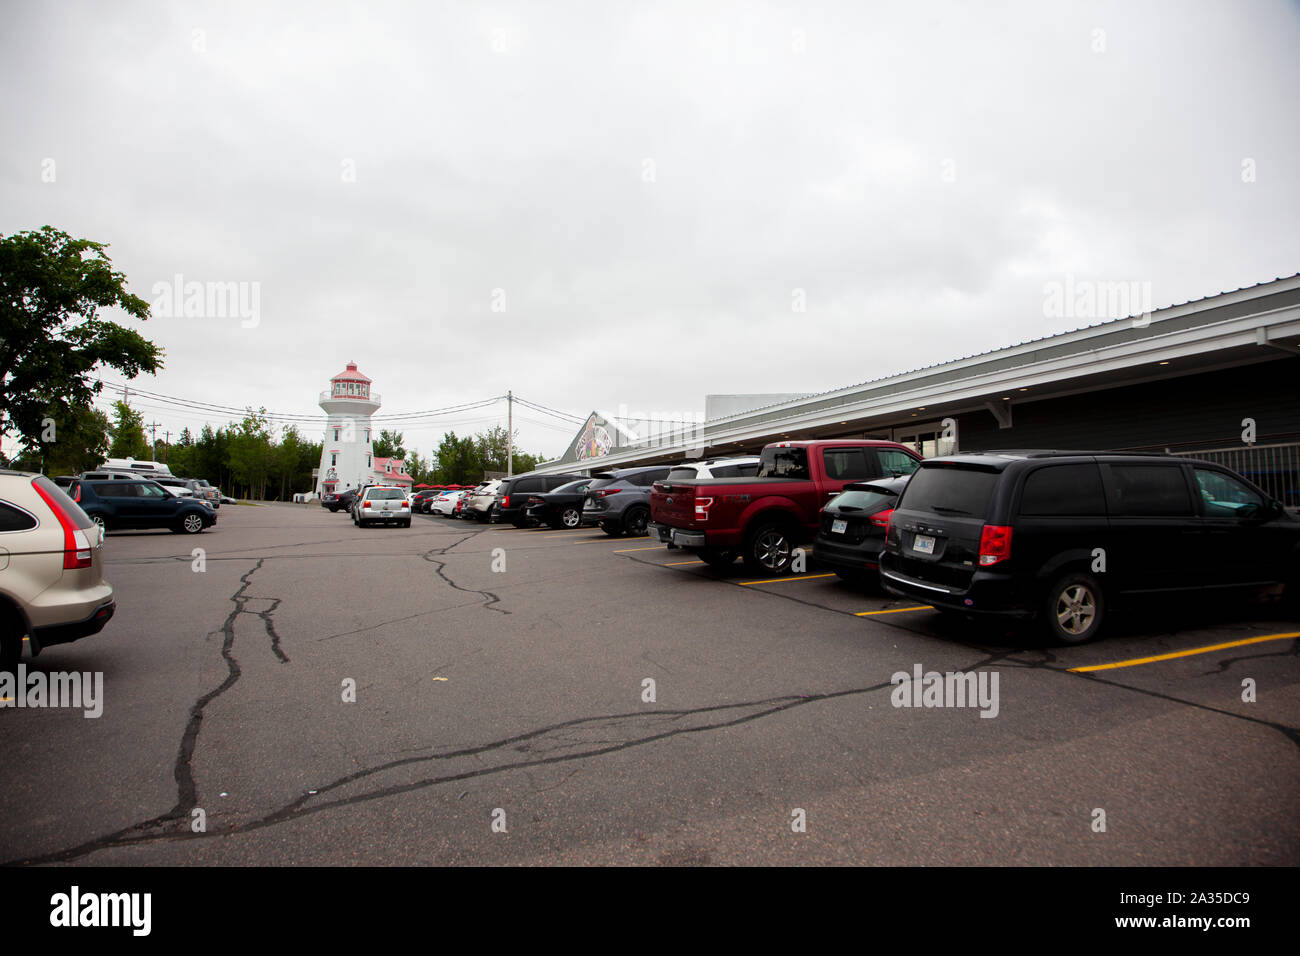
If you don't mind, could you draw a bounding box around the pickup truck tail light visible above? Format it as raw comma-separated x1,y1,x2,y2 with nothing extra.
32,480,94,570
978,525,1013,566
870,508,894,529
694,497,713,521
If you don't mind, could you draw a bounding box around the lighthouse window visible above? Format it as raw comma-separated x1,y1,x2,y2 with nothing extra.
333,428,339,441
367,454,372,467
331,453,337,467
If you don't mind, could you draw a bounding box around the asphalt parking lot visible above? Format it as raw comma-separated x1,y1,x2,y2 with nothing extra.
2,502,1297,866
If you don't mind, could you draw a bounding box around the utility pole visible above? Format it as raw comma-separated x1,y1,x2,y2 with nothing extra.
163,430,171,462
146,421,161,459
507,390,513,477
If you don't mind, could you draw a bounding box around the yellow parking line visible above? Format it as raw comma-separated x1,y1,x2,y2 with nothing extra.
665,560,706,566
1068,631,1300,673
613,546,664,553
739,573,837,586
854,606,932,616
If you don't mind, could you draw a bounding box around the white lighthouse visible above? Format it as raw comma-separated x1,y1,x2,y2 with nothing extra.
316,361,380,496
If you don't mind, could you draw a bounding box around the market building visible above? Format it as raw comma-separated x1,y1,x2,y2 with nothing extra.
535,275,1300,507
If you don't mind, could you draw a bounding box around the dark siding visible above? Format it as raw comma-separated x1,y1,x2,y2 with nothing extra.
958,358,1300,453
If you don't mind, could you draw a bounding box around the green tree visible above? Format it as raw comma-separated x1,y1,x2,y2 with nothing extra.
107,400,149,459
373,428,406,460
227,409,272,500
434,431,479,485
0,226,163,451
43,404,111,475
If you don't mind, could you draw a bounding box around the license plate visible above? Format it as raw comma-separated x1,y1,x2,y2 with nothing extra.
913,534,936,555
831,518,847,534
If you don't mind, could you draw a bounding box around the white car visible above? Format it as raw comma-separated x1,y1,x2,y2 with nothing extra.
431,490,467,516
354,486,411,528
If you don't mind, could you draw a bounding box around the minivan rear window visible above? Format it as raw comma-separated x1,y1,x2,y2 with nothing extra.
899,466,999,517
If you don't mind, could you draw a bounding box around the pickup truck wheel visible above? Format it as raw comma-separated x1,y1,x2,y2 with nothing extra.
1043,572,1106,644
744,522,797,575
623,506,650,537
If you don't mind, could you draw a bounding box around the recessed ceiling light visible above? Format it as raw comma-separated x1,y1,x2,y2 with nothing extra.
1002,396,1010,400
1159,361,1170,366
1019,387,1028,392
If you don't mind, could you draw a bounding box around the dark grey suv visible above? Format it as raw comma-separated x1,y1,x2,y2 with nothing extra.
879,451,1300,643
583,466,672,537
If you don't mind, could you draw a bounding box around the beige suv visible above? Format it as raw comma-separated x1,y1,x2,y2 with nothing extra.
0,470,116,673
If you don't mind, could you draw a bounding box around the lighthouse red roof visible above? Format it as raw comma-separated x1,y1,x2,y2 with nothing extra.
330,361,372,384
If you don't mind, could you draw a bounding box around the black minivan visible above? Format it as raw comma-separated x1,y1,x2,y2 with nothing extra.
879,452,1299,643
496,472,588,527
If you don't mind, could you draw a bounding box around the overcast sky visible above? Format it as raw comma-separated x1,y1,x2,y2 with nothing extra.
3,0,1298,462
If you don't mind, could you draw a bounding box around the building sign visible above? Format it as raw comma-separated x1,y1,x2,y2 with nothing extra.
575,416,613,460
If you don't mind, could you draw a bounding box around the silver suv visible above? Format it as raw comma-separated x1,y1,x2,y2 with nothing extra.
462,479,503,523
0,470,116,673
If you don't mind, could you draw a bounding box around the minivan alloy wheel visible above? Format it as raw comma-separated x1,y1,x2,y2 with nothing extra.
1056,585,1096,635
1043,572,1106,644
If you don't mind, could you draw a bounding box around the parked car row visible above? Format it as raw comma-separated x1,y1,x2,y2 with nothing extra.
649,442,1300,644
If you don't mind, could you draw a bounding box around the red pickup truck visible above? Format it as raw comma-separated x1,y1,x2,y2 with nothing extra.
650,440,923,575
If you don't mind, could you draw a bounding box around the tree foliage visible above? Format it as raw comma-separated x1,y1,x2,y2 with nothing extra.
373,428,406,460
0,226,162,453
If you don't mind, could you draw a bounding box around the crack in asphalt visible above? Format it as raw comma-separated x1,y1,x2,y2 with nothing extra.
419,529,508,615
4,684,902,864
635,552,1300,750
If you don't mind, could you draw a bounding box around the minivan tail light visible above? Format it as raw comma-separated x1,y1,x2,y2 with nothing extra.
694,497,713,521
501,495,511,507
31,480,94,569
978,525,1013,566
870,508,894,529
